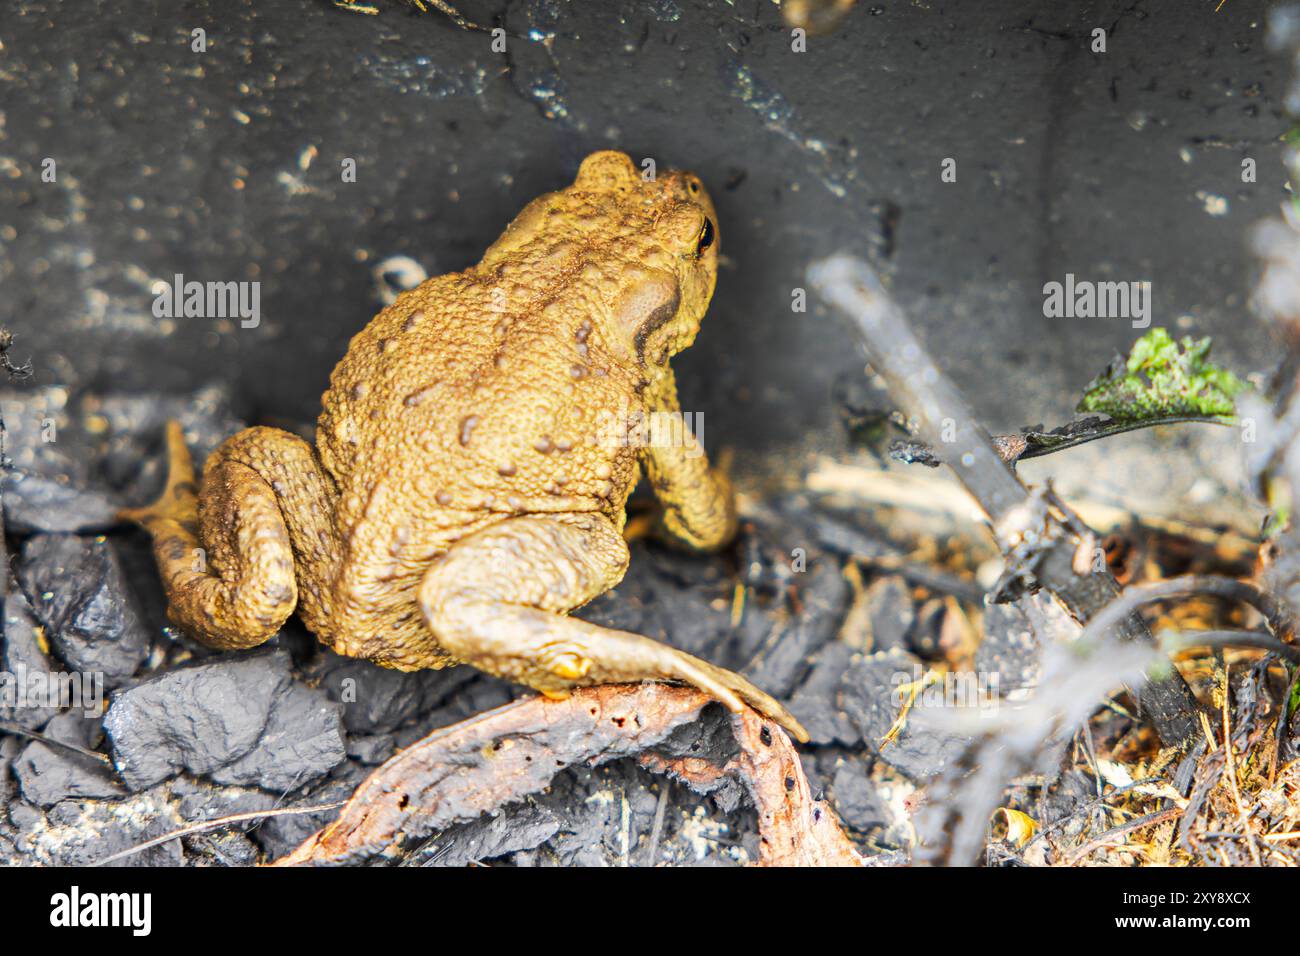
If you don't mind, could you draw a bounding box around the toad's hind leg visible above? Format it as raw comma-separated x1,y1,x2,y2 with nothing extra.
418,512,809,742
119,421,337,650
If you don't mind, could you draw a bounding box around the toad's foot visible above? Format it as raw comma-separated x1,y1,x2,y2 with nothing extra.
418,511,809,743
118,420,199,529
119,421,338,651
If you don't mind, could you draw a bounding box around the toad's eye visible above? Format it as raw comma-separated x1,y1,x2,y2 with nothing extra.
695,217,715,255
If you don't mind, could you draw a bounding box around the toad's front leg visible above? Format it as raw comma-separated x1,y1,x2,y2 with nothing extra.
120,421,339,649
637,367,737,552
418,511,809,742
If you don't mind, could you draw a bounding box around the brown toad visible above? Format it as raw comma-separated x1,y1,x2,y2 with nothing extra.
122,150,806,741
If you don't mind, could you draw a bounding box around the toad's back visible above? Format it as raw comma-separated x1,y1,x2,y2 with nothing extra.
312,251,648,648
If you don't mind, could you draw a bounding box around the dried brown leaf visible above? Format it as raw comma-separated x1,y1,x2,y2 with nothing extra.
275,682,862,867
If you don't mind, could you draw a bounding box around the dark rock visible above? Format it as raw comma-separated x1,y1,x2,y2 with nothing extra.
210,680,349,792
256,764,370,862
831,761,888,832
401,675,517,746
864,575,915,652
168,777,286,865
421,801,563,867
840,648,971,781
0,389,124,533
765,495,892,562
13,710,124,807
645,703,745,813
94,385,245,495
307,650,475,734
509,760,757,868
104,649,345,792
0,386,243,534
741,556,850,698
171,776,278,823
787,640,858,745
0,737,18,804
977,597,1044,695
580,540,733,661
18,533,150,686
185,828,261,866
907,598,945,659
12,786,183,866
345,734,395,765
977,591,1078,698
1,581,62,729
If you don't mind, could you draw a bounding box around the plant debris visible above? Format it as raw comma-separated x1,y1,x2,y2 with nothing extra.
274,683,860,867
1077,328,1246,422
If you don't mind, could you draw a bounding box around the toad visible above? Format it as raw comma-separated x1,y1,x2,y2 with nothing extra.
122,151,806,742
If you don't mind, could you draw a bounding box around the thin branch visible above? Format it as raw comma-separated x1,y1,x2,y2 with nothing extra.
1064,806,1185,865
0,720,115,766
808,253,1202,748
898,415,1236,466
1080,575,1297,649
91,803,346,867
1159,629,1300,664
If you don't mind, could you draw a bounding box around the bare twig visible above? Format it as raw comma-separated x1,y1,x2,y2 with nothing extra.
92,803,346,866
1080,575,1296,649
0,720,114,766
1064,807,1185,866
899,414,1236,467
643,782,670,867
808,254,1202,748
1159,629,1300,664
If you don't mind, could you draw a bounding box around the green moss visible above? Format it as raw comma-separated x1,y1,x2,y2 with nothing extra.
1076,328,1246,422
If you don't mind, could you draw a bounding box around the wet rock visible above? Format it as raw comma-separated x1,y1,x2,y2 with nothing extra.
18,533,150,686
787,640,858,745
840,648,971,781
104,649,345,792
13,710,124,807
1,581,62,729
